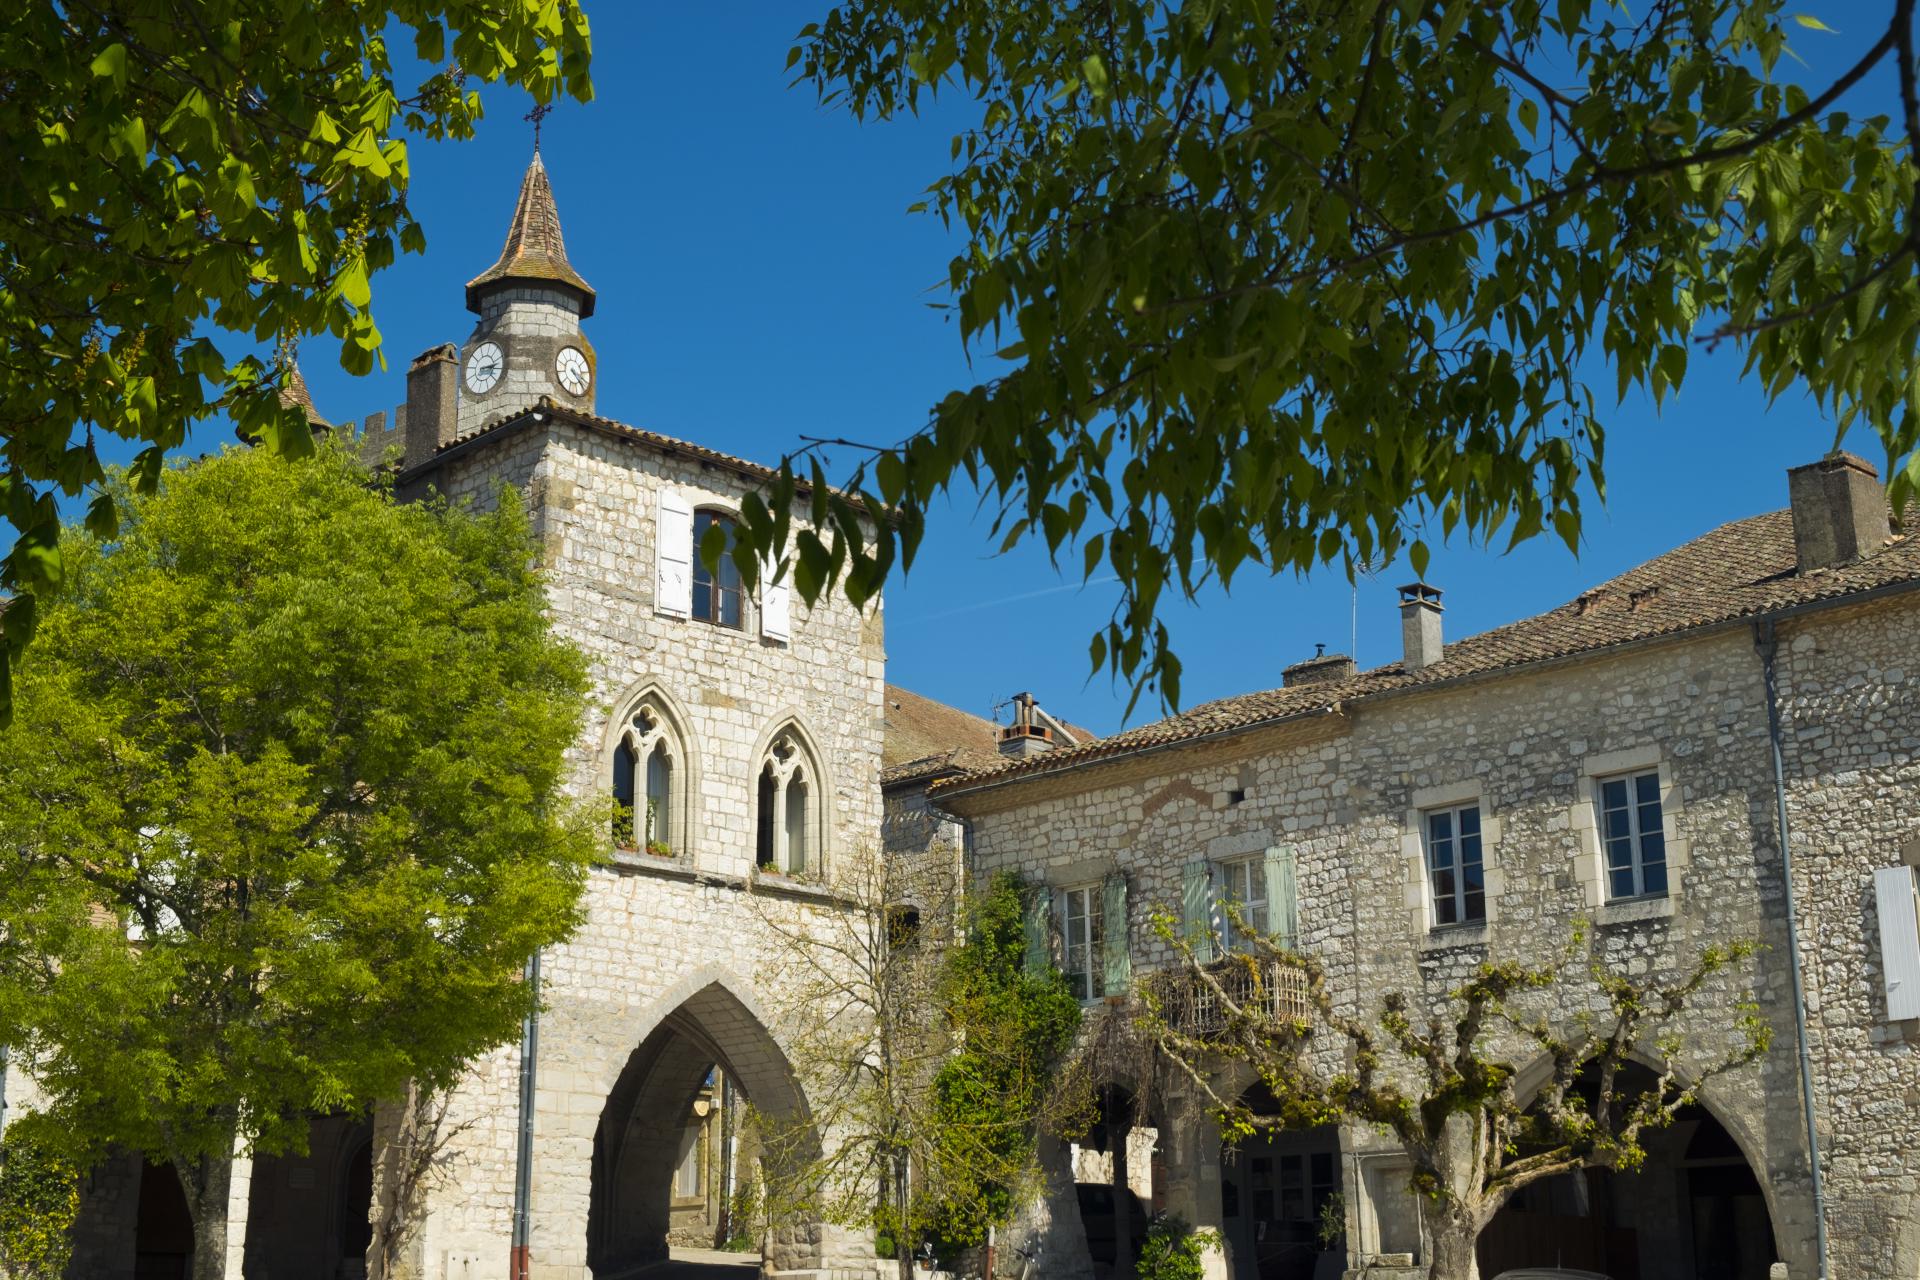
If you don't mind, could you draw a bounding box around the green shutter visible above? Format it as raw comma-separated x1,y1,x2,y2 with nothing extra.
1023,886,1053,975
1102,873,1131,996
1266,845,1298,950
1181,859,1215,963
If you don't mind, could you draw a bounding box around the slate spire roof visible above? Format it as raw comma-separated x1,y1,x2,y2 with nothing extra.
465,150,596,317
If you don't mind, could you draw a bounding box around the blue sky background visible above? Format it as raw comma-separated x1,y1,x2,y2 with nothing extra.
43,3,1895,735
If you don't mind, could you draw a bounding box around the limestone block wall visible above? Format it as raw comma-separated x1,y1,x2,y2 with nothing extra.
409,419,888,1280
946,590,1920,1280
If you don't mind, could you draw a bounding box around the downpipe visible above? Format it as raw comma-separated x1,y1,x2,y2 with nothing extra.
511,950,543,1280
1754,618,1830,1280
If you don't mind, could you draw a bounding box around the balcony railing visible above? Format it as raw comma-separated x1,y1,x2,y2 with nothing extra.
1142,955,1311,1039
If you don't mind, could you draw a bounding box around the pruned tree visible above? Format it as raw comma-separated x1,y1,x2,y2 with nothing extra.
749,863,1079,1275
744,0,1920,711
1139,912,1770,1280
0,443,597,1280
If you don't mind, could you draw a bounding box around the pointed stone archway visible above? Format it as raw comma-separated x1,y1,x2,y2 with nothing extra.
587,979,821,1278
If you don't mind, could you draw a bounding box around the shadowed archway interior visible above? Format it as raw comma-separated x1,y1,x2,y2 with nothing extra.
587,980,820,1278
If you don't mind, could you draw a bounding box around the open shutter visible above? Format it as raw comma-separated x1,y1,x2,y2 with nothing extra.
1181,860,1215,964
1102,873,1131,997
760,554,791,643
1022,887,1053,976
655,489,694,618
1266,845,1299,951
1875,865,1920,1021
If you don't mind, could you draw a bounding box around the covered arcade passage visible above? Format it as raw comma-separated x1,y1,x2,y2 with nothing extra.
587,979,822,1276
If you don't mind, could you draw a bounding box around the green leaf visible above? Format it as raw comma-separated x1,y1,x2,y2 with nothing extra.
89,43,128,88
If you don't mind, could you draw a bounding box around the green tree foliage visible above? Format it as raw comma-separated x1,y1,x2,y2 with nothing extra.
0,445,597,1279
0,0,593,718
920,873,1081,1253
0,1113,81,1280
1141,911,1770,1280
763,0,1920,709
1134,1215,1218,1280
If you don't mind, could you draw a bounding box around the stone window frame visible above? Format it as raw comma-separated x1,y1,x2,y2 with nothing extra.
1401,781,1503,938
603,683,698,865
752,716,830,880
1571,745,1690,921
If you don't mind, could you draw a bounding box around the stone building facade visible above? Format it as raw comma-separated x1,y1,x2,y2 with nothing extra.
931,455,1920,1280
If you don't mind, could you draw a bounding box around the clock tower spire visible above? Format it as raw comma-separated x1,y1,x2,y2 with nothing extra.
456,147,598,435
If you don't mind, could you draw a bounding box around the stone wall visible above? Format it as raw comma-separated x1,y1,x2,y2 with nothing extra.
945,590,1920,1280
407,418,889,1280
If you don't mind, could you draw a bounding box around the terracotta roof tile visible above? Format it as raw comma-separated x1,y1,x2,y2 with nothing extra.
883,685,1000,770
466,152,595,317
930,505,1920,796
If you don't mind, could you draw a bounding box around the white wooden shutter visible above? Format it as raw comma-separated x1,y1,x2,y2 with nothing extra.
655,489,693,618
760,554,791,643
1875,865,1920,1021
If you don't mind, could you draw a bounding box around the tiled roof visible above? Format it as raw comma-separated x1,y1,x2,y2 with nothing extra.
929,504,1920,797
276,361,329,429
883,685,1002,784
466,152,596,317
415,397,788,487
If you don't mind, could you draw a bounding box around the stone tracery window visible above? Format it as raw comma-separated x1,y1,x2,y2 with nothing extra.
755,728,818,875
612,701,681,856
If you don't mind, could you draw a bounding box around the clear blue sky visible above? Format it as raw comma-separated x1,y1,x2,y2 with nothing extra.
61,4,1895,735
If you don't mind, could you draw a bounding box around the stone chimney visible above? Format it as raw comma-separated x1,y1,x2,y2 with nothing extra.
998,692,1055,758
403,344,460,470
1788,451,1890,573
1399,583,1444,672
1283,645,1356,687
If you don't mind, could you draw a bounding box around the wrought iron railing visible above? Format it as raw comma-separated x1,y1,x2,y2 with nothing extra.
1141,955,1311,1038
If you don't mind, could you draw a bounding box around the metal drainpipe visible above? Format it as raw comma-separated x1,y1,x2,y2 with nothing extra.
1754,618,1831,1280
511,950,543,1280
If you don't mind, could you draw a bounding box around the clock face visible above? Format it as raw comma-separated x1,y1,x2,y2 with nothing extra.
465,341,504,395
556,346,591,396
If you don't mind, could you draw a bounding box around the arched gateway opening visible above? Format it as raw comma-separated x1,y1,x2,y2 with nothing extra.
588,980,820,1276
1478,1063,1780,1280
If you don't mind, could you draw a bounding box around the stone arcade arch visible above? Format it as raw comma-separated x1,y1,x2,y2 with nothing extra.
587,978,821,1276
1479,1058,1785,1280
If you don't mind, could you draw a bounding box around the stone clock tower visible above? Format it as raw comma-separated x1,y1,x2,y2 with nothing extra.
455,150,597,436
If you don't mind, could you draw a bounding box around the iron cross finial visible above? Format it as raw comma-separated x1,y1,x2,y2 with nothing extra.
525,101,553,153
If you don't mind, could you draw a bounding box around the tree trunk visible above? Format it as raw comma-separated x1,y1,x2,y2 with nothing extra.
180,1150,235,1280
894,1154,913,1280
1422,1208,1479,1280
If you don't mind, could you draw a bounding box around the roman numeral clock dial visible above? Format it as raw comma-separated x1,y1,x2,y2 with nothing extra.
464,341,504,395
556,346,591,396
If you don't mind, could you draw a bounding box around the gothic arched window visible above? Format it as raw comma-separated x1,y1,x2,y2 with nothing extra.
612,701,684,856
755,728,820,876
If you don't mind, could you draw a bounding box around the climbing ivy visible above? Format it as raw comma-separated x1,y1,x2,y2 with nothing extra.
919,872,1081,1254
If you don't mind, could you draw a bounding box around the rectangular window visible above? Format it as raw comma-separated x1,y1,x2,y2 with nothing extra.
691,511,743,628
674,1123,703,1199
1061,885,1105,1001
1597,769,1667,900
1424,803,1486,927
1218,856,1268,952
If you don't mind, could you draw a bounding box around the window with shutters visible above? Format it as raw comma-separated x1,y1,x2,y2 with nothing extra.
1596,769,1667,900
1217,856,1268,953
1423,803,1485,927
691,510,743,628
610,697,686,857
1060,884,1105,1001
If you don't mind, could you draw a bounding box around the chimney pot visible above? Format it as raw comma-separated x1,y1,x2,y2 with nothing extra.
1398,582,1444,672
998,692,1055,758
403,343,461,470
1787,451,1890,573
